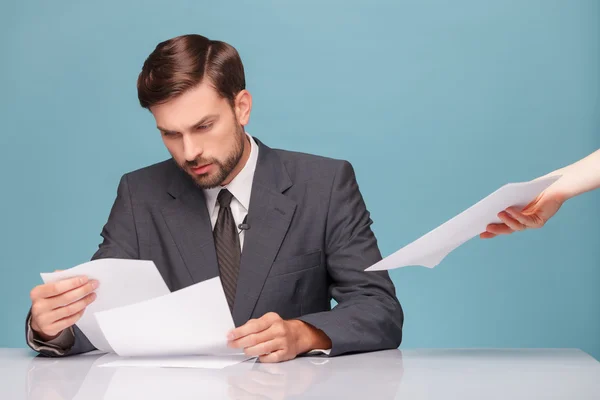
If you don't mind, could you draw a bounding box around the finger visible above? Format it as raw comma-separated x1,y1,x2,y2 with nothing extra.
228,312,280,341
30,276,89,300
48,292,96,322
228,318,272,341
243,338,282,357
485,223,514,235
229,324,280,349
259,349,291,363
47,309,86,336
506,207,539,228
498,212,526,231
479,232,497,239
33,290,96,329
47,280,99,309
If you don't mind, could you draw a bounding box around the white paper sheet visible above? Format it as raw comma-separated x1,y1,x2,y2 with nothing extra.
93,355,257,400
66,353,257,400
40,259,170,352
366,176,561,271
94,277,237,357
99,354,254,369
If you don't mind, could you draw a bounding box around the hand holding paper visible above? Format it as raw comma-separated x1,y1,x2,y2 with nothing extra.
227,312,332,363
40,259,171,352
29,275,99,342
482,179,566,238
38,259,239,362
366,176,560,271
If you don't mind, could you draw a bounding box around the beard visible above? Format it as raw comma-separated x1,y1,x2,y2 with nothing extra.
179,125,246,189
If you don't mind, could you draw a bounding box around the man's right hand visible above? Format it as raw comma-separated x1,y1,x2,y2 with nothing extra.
30,276,98,341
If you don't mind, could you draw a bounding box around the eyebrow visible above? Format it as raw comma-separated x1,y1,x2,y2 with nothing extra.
157,114,220,134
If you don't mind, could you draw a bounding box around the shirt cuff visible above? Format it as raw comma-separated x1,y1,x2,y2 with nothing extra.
305,348,331,356
26,315,75,355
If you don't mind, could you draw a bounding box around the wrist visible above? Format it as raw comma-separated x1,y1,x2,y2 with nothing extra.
546,171,577,202
33,328,60,342
30,320,59,342
290,320,332,354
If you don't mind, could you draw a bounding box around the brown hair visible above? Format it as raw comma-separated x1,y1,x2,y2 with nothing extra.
137,34,246,109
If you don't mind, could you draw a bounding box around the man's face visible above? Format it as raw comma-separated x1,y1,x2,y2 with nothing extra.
150,81,250,189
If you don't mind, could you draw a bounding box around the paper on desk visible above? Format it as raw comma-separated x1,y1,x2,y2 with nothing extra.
366,176,561,271
94,277,237,357
98,354,254,369
89,355,258,400
41,259,170,352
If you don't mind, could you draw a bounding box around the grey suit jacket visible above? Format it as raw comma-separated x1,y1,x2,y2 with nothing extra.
28,138,403,357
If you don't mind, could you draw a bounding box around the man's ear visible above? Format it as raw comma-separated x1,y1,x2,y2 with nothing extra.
234,90,252,126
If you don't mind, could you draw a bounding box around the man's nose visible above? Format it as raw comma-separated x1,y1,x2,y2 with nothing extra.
182,134,203,162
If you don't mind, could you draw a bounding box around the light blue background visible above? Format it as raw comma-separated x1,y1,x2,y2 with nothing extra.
2,1,599,359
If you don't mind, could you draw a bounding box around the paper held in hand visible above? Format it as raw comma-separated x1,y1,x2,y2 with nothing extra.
365,176,560,271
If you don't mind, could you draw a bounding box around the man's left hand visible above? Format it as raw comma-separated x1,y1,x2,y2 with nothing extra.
227,312,331,363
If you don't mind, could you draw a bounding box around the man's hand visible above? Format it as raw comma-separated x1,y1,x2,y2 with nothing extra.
227,312,332,363
480,187,566,239
30,276,98,341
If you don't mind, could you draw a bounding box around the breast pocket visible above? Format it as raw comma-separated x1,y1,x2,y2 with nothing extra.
269,249,322,277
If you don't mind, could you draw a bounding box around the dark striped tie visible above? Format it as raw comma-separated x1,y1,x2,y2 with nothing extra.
213,189,241,311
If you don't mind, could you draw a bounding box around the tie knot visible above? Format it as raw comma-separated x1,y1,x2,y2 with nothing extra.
217,189,234,208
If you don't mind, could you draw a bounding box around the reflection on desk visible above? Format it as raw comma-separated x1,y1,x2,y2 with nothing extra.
24,350,403,400
0,348,597,399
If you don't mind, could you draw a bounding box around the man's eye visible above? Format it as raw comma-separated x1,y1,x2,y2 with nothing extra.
197,124,212,131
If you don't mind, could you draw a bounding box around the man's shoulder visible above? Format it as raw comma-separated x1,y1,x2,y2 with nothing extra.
271,147,351,181
121,159,179,191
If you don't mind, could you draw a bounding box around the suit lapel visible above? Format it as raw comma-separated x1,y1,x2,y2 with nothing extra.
160,165,219,285
232,139,296,325
157,141,296,325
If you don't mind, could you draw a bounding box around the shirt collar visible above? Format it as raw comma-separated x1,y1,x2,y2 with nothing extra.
204,132,259,216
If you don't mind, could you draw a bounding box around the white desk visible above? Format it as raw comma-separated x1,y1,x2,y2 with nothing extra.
1,348,598,399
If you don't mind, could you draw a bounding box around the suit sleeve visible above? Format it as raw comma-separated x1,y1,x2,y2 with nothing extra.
91,174,140,261
297,161,404,356
26,174,139,357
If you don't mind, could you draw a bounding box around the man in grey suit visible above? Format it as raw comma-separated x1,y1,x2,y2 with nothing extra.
26,34,403,362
